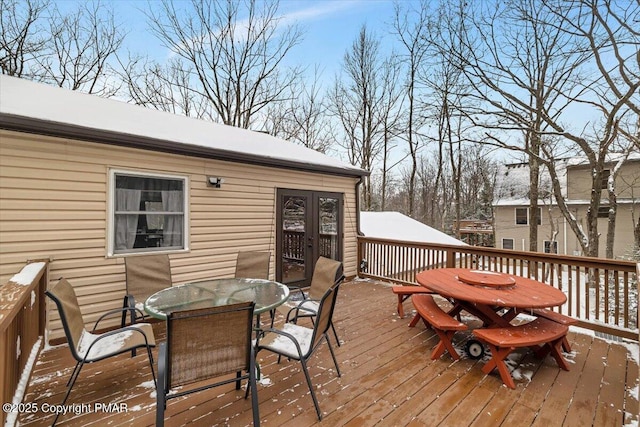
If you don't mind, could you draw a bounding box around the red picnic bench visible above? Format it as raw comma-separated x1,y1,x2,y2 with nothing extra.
409,294,468,360
530,308,577,352
473,317,570,389
391,285,432,318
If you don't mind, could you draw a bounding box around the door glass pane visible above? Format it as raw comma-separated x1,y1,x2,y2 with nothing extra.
318,197,338,259
282,196,306,283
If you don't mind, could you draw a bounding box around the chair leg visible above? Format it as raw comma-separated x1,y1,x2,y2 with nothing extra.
156,344,167,427
123,295,138,357
325,335,341,377
146,346,157,389
248,350,260,427
235,371,242,390
300,358,322,420
269,309,276,328
53,360,85,426
66,361,81,386
331,322,341,347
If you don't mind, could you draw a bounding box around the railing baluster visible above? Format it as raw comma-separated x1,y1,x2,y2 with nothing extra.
355,237,637,339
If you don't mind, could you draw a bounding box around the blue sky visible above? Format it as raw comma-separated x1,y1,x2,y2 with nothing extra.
100,0,399,80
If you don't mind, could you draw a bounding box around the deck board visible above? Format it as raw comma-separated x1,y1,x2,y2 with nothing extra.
16,279,639,427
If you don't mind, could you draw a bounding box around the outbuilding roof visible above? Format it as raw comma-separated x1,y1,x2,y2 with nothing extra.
360,211,466,246
0,75,367,178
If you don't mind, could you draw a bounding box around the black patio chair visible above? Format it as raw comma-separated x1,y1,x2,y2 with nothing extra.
45,278,156,426
256,282,342,420
156,301,259,426
285,256,344,345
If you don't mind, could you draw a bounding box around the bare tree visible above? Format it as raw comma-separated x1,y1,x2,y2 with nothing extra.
0,0,48,77
328,25,400,210
434,0,635,257
33,1,124,96
536,0,640,258
121,56,211,118
450,0,592,252
262,67,335,153
422,0,477,236
144,0,303,129
392,0,430,217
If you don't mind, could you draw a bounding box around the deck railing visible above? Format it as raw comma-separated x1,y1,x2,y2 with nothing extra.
357,237,638,341
0,260,49,426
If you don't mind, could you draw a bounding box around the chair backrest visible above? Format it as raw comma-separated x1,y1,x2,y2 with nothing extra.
125,254,172,302
308,282,342,353
165,301,255,388
308,257,343,300
45,278,86,360
234,251,270,279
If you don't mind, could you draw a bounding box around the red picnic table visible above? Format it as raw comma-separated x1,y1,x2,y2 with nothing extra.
416,268,567,327
414,268,571,389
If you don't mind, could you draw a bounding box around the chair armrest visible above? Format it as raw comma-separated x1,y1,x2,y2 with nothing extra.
285,303,319,323
257,328,304,358
288,286,310,300
81,325,154,362
92,307,147,332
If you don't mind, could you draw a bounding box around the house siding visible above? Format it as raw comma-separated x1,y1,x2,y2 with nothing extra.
0,130,360,340
495,204,636,257
567,161,639,200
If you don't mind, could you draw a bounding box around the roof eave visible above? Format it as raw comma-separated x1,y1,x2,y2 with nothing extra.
0,113,369,179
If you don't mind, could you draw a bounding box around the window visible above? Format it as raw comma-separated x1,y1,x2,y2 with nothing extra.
600,169,610,190
597,205,610,218
544,240,558,254
515,207,542,225
109,170,188,255
502,238,514,250
515,208,528,225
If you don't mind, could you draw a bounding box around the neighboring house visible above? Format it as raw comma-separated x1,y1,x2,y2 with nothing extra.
0,75,367,340
453,219,494,247
493,154,640,258
360,211,466,277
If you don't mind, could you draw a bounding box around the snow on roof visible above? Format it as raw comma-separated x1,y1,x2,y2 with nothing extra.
565,151,640,167
493,160,568,204
360,211,466,246
0,75,366,176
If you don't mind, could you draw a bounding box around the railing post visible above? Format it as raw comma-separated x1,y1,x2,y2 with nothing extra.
445,248,456,268
357,237,363,276
0,260,49,426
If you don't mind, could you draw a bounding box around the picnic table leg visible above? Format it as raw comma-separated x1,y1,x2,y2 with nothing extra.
397,294,406,317
409,313,430,329
533,339,570,371
431,330,461,360
481,343,517,389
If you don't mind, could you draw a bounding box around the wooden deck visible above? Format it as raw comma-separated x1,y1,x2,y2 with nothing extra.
17,279,639,426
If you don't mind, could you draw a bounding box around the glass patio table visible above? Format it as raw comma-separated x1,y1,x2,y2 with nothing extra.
144,278,290,320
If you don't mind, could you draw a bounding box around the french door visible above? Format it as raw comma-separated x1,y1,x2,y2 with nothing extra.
276,189,343,289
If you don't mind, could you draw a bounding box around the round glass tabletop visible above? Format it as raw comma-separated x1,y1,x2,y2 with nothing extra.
144,278,290,320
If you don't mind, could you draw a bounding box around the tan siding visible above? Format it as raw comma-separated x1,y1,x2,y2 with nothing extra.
0,130,360,340
494,203,636,257
567,160,640,200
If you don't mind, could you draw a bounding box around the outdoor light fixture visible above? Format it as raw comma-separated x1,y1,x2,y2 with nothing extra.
207,176,223,188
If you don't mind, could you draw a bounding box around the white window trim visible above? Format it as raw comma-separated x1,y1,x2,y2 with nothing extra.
107,168,190,257
502,238,514,250
544,240,558,254
515,207,528,225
